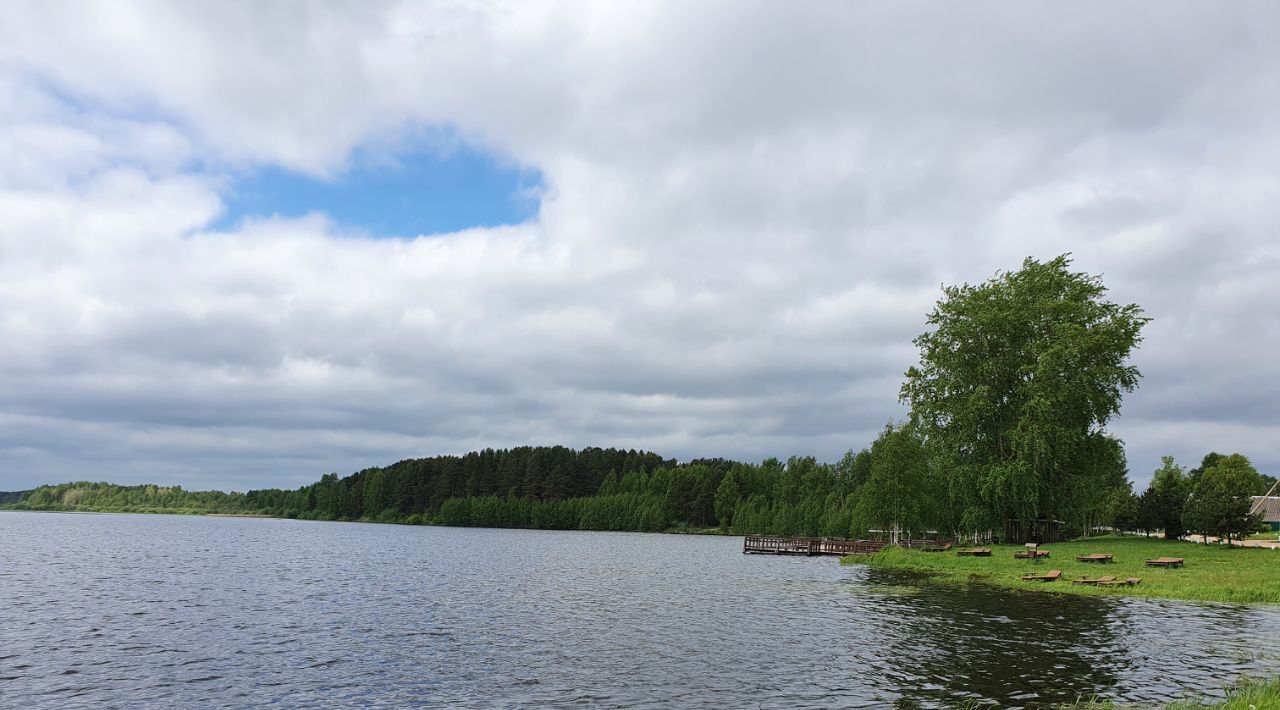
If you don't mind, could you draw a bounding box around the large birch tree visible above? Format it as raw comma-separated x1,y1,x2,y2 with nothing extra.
901,255,1148,536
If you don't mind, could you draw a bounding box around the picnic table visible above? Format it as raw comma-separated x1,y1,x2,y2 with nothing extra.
956,548,992,557
1145,557,1184,568
1076,553,1114,563
1020,569,1061,582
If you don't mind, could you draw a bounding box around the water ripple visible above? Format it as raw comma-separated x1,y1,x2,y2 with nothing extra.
2,511,1278,708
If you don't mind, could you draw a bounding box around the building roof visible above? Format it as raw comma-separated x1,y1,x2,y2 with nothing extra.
1250,496,1280,522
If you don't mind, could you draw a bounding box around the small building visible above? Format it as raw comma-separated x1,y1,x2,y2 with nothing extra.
1250,496,1280,532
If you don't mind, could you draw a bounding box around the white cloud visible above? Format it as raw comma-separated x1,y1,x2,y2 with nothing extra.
1,1,1279,490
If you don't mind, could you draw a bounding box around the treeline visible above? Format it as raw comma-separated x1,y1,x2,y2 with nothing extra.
8,444,881,537
0,435,1144,540
1106,452,1276,544
244,445,879,537
245,446,680,523
423,453,882,537
15,482,250,514
7,443,1272,542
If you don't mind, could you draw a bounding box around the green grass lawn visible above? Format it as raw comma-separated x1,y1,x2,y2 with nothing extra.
841,536,1280,604
1165,677,1280,710
1055,676,1280,709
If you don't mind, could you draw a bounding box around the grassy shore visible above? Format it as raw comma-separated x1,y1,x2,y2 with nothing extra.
841,536,1280,605
1056,676,1280,709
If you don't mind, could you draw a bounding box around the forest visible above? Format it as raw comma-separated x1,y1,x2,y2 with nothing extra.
10,446,869,536
7,443,1272,542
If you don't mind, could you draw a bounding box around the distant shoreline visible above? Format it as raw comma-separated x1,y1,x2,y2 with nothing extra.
0,506,737,537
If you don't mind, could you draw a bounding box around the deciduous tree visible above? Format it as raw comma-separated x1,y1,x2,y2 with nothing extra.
851,423,932,539
1183,453,1266,544
900,255,1148,538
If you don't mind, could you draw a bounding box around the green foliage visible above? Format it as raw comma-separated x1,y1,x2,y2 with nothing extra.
851,423,934,538
1183,454,1267,544
362,469,386,519
713,469,741,530
1187,452,1226,491
1141,456,1189,539
1056,676,1280,709
13,481,249,514
901,255,1148,536
434,492,672,531
7,445,873,537
597,471,619,496
1102,485,1141,533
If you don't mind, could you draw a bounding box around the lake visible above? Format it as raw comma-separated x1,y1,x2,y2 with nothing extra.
2,511,1277,708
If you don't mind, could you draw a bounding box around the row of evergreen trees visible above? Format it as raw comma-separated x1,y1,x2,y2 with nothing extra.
9,443,1271,541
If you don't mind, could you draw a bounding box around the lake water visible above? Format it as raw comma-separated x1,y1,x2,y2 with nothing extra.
2,511,1278,708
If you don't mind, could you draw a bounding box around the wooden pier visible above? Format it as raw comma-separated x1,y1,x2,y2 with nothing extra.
742,536,887,556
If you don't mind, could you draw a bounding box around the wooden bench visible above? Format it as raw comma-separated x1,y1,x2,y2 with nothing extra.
956,548,992,557
1020,569,1062,582
1014,550,1050,559
1076,553,1114,563
1145,557,1184,568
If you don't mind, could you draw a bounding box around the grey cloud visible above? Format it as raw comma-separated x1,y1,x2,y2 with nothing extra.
1,2,1279,491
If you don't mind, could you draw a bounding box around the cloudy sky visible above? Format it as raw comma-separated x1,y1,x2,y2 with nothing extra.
2,2,1278,492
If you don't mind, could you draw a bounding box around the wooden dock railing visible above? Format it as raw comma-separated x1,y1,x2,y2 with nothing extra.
742,536,887,556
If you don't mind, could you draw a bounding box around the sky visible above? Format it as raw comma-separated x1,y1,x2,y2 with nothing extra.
1,2,1278,492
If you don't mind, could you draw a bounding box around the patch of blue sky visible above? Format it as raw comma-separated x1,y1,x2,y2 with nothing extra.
22,70,541,235
214,144,543,237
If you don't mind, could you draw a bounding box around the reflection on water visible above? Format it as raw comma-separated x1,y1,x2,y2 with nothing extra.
1,511,1276,708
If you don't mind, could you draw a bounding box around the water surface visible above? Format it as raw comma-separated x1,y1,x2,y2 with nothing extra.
2,512,1277,708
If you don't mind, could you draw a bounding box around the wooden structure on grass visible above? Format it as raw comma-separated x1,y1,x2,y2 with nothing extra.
1250,483,1280,532
742,536,887,556
1074,575,1141,587
1099,577,1141,587
1145,557,1184,568
1072,575,1116,586
1003,518,1066,544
